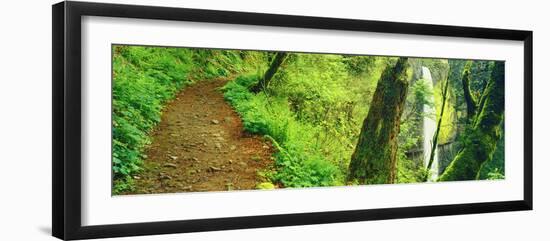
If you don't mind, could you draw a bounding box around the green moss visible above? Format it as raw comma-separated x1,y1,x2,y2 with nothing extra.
347,57,410,184
433,80,457,143
439,62,504,181
478,134,505,179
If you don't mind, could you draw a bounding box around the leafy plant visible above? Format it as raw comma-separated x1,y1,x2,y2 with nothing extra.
111,46,263,193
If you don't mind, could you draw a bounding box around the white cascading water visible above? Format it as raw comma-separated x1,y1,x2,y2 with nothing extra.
421,66,439,182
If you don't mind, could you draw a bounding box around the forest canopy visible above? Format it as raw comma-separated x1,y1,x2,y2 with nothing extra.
111,45,505,195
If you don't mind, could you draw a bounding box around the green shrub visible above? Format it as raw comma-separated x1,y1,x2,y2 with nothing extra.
223,55,426,187
112,46,195,182
112,46,258,193
223,75,342,187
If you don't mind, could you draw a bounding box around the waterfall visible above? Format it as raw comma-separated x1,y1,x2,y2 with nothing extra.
421,66,439,181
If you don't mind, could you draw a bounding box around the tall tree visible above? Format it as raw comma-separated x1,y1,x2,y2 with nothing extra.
439,62,504,181
424,73,450,181
250,52,288,93
347,57,410,184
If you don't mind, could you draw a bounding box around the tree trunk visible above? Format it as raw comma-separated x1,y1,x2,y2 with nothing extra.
347,57,410,184
438,62,504,181
461,61,477,119
250,52,288,93
424,74,450,181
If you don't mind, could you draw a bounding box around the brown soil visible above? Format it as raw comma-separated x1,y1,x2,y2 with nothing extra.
123,79,275,195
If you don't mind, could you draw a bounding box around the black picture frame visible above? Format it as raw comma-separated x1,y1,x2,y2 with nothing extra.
52,1,533,240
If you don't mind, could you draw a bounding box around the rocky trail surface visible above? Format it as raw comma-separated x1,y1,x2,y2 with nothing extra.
123,79,275,194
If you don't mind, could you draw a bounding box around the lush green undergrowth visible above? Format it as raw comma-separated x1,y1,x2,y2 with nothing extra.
222,55,431,187
112,46,265,193
113,46,505,192
112,46,194,192
223,75,343,187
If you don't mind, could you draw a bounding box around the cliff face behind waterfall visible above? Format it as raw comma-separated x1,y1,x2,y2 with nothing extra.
403,61,457,177
421,66,439,181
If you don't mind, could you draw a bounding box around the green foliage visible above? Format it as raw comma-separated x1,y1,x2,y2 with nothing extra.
397,118,427,183
396,152,427,183
112,176,135,194
402,78,435,122
439,62,505,181
112,46,195,183
413,79,435,107
223,55,431,187
112,45,261,193
397,78,436,183
223,75,343,187
342,55,377,76
448,59,495,126
478,133,505,180
408,59,454,143
113,44,506,191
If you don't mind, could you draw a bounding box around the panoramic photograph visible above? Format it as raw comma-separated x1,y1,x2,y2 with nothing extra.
111,45,505,195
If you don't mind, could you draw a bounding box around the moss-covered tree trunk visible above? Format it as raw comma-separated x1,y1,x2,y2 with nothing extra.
461,61,477,119
347,57,410,184
250,52,288,93
439,62,504,181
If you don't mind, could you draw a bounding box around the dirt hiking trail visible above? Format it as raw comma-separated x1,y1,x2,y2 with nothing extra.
124,79,274,194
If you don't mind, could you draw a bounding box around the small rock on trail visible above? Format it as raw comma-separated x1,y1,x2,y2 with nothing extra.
122,79,274,195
